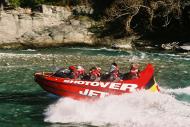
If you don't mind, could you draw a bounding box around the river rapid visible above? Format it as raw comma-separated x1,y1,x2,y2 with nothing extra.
0,47,190,127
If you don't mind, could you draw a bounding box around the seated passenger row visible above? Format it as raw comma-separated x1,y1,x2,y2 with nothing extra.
54,63,140,82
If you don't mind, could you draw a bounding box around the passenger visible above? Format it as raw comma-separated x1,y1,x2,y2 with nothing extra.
68,65,77,79
55,65,85,80
89,66,101,81
129,63,140,79
68,65,86,80
76,65,85,79
109,62,120,82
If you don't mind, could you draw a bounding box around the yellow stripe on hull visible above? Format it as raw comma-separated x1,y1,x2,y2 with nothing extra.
149,79,160,92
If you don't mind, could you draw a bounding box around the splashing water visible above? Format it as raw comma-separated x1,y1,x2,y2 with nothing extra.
0,47,190,127
44,90,190,127
164,86,190,95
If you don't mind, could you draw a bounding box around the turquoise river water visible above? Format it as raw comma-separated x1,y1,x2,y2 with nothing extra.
0,47,190,127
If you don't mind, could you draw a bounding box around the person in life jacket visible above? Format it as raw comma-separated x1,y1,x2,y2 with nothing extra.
68,65,86,80
109,62,120,82
76,65,85,79
89,66,101,81
129,63,140,79
68,65,77,79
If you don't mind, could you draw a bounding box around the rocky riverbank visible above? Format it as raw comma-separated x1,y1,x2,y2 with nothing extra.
0,5,134,49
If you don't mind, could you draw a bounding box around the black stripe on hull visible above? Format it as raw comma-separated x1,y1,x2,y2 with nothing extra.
145,76,155,90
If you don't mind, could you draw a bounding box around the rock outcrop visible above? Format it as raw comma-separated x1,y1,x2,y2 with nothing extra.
0,5,134,49
18,20,95,48
0,5,96,49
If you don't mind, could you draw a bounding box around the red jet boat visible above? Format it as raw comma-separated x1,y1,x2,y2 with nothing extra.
34,64,159,100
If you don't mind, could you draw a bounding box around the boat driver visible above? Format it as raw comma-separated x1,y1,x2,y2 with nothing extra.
68,65,85,80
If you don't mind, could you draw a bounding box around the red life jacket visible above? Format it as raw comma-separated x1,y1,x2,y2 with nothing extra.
90,69,101,78
77,68,85,75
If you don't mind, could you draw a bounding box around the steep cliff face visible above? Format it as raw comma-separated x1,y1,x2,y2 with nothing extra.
0,5,97,48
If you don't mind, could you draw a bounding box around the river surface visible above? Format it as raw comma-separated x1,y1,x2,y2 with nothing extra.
0,47,190,127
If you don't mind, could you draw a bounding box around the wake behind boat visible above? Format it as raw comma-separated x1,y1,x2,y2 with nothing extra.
34,64,159,100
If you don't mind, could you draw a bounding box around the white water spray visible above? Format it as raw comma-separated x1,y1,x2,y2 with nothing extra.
164,86,190,95
44,91,190,127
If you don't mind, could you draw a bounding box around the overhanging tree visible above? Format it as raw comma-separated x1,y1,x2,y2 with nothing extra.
104,0,181,35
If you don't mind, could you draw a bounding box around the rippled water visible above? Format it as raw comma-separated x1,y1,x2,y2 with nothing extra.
0,47,190,127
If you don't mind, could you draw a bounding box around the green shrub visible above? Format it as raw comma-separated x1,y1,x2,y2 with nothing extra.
8,0,83,8
20,0,45,8
9,0,20,7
